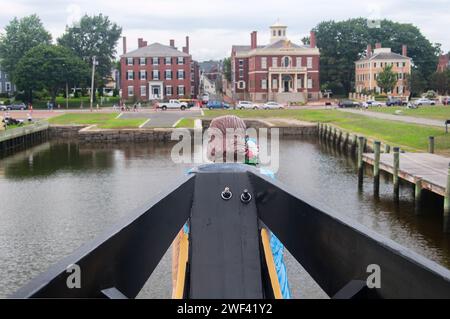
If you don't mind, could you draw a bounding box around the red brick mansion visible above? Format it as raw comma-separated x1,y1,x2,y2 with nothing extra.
231,22,321,103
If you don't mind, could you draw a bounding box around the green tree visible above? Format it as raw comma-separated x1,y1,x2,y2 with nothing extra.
13,44,90,104
0,15,52,79
223,57,231,82
312,18,440,95
58,14,122,102
376,65,397,94
430,71,449,95
405,70,427,97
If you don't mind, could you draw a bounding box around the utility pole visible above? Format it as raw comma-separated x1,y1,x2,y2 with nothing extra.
66,82,69,109
90,56,97,112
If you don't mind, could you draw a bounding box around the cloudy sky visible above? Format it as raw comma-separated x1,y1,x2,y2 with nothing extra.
0,0,449,61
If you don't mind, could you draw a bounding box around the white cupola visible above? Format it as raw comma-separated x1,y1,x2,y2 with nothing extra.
270,20,287,44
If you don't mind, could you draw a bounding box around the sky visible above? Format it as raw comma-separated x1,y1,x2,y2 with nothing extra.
0,0,449,62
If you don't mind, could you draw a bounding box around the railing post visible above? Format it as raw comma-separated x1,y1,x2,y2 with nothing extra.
428,136,435,154
373,141,381,196
385,144,391,154
393,147,400,200
415,177,423,214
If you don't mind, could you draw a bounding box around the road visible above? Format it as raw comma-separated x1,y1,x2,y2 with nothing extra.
339,108,446,128
119,109,202,128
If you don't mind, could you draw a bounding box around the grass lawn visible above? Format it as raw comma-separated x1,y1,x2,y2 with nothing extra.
367,105,450,121
175,118,195,128
49,113,147,129
204,109,450,155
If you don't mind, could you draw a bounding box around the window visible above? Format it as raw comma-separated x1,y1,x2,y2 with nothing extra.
237,81,245,89
128,86,134,96
272,78,278,89
140,85,146,97
278,30,281,36
273,30,276,36
165,70,172,80
177,57,184,65
307,57,313,69
178,85,185,96
272,57,277,67
140,70,146,80
282,56,291,67
239,59,244,67
165,57,172,65
239,69,244,78
152,57,159,65
127,58,133,66
166,86,173,96
127,71,134,80
177,70,185,80
296,57,302,67
307,78,313,89
152,70,160,80
261,57,267,69
261,79,267,90
140,57,146,65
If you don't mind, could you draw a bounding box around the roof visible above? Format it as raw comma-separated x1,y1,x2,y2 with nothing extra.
262,39,305,50
357,51,410,62
270,20,286,28
121,42,190,58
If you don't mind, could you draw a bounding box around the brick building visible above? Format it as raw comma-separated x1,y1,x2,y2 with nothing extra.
231,22,321,103
355,43,412,97
120,36,196,102
437,53,450,72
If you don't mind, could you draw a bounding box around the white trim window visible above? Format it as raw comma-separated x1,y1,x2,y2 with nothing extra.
178,85,185,96
152,57,159,65
152,70,160,80
127,71,134,80
140,70,146,80
282,56,291,67
272,57,278,67
127,58,133,66
165,57,172,65
140,57,146,66
165,70,172,80
237,81,245,89
177,57,184,65
261,79,267,90
239,59,244,67
307,57,313,69
272,78,278,89
261,57,267,69
127,86,134,96
177,70,185,80
239,69,244,78
166,85,173,96
6,82,12,92
140,85,146,97
296,57,302,67
307,78,313,89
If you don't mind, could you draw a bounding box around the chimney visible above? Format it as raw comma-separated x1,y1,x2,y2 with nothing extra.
142,41,147,47
122,36,127,54
375,42,382,49
185,36,190,54
250,31,257,49
402,44,407,57
170,39,175,47
138,38,145,48
310,31,316,48
366,44,372,57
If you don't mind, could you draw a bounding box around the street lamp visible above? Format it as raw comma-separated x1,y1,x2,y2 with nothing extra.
90,56,98,112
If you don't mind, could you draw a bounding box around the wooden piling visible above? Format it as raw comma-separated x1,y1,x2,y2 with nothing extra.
415,177,423,211
385,144,391,154
393,147,400,200
374,141,381,195
357,136,364,186
428,136,435,154
445,163,450,217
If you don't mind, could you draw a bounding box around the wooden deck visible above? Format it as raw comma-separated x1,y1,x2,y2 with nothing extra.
363,152,449,196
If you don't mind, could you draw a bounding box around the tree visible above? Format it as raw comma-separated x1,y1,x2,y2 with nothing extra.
58,14,122,102
13,45,90,104
0,15,52,80
376,65,397,94
312,18,440,95
430,71,449,95
223,57,231,82
405,70,427,97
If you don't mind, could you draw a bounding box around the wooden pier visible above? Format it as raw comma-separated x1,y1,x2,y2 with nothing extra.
0,121,49,153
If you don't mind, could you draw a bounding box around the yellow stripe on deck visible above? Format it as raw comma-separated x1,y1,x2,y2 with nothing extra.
261,228,283,299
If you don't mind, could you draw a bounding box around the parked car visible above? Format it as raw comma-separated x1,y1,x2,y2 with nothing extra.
262,101,285,109
338,100,360,108
157,99,189,110
413,98,436,106
207,100,230,109
386,98,407,107
2,103,27,111
237,101,258,110
362,100,384,108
